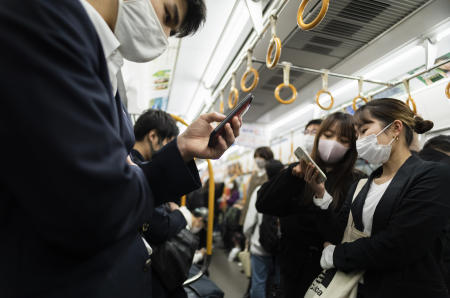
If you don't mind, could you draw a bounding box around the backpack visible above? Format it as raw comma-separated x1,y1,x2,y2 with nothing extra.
259,214,280,255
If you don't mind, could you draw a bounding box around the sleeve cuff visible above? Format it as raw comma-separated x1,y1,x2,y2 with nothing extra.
320,244,336,269
178,206,192,229
313,190,333,210
139,138,201,204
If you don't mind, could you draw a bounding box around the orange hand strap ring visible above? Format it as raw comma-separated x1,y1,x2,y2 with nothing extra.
403,79,417,114
446,82,450,99
241,50,259,92
315,70,334,110
352,78,369,111
297,0,329,31
274,62,297,104
219,90,225,113
266,15,282,69
228,73,239,109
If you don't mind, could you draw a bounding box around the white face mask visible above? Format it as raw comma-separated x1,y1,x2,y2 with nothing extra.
356,122,395,165
318,139,349,164
115,0,169,62
191,226,202,234
303,134,316,154
255,158,266,170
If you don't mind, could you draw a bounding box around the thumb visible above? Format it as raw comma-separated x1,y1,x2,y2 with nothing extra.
200,112,226,123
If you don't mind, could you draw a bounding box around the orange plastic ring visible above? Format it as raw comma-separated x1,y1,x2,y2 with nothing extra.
315,89,334,110
241,68,260,92
352,95,368,111
266,37,282,69
446,82,450,99
219,100,224,113
228,88,239,109
274,83,297,104
406,96,417,114
297,0,329,31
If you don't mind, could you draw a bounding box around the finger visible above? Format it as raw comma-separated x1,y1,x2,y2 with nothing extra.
223,123,236,147
215,135,228,157
230,116,241,137
200,112,226,123
312,171,319,183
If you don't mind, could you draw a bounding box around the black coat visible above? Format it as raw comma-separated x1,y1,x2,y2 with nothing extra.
256,163,364,296
330,155,450,298
0,1,200,297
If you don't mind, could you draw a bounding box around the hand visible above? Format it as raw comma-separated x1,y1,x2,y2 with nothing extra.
177,112,242,162
302,160,325,198
168,202,179,211
292,163,304,178
324,241,332,248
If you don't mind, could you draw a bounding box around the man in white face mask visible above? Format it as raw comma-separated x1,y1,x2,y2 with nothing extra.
302,119,323,154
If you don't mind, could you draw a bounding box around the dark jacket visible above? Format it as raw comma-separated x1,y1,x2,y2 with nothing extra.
331,155,450,298
0,1,200,297
256,163,364,296
419,147,450,165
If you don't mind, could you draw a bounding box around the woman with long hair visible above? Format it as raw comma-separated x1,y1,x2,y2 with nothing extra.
313,98,450,298
256,112,365,296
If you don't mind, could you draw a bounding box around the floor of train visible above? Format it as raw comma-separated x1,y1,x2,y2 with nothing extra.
209,247,248,298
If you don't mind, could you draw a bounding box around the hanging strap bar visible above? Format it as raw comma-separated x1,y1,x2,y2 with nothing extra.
252,59,391,87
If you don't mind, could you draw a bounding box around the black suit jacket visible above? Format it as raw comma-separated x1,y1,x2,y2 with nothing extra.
0,1,200,297
331,155,450,298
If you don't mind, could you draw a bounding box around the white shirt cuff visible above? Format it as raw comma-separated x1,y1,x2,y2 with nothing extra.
178,206,192,229
313,190,333,210
320,244,336,269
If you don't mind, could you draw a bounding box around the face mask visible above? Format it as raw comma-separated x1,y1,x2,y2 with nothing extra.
226,182,234,189
356,122,395,165
303,134,316,154
255,158,266,170
115,0,169,62
318,139,349,164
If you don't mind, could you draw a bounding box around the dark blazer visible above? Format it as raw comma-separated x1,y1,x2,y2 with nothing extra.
0,1,200,297
331,155,450,298
256,163,364,296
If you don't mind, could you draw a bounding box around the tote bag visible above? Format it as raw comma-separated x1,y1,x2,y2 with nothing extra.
305,179,368,298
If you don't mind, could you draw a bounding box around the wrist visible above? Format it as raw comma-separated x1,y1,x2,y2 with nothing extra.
315,188,325,199
177,136,193,162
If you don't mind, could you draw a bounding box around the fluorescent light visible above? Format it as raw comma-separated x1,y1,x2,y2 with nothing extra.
203,0,249,87
269,104,315,132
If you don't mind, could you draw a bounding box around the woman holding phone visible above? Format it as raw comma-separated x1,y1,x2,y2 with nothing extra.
255,112,365,297
312,98,450,298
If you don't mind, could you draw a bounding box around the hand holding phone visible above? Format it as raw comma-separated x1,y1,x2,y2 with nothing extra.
294,146,327,183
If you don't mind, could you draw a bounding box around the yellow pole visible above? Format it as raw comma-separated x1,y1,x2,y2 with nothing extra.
180,195,187,207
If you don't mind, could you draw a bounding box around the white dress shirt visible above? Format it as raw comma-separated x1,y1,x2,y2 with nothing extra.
79,0,123,96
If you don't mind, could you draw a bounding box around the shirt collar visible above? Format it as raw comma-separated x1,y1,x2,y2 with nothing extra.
79,0,121,60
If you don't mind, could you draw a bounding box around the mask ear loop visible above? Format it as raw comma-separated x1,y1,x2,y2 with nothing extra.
228,73,239,109
352,77,368,111
403,79,417,114
315,70,334,110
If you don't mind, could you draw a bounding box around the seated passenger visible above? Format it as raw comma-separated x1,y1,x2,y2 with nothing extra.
256,112,364,297
316,98,450,298
419,134,450,165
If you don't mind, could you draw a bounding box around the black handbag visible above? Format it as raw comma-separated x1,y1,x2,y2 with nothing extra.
152,229,199,292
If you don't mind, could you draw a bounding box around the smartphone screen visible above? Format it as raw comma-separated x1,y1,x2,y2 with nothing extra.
208,93,254,147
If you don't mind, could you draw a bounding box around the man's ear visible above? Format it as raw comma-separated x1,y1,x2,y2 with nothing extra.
147,129,159,142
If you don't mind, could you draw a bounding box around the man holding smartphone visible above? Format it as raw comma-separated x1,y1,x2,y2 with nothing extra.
0,1,241,298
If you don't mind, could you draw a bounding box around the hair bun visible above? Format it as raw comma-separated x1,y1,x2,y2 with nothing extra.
413,116,434,134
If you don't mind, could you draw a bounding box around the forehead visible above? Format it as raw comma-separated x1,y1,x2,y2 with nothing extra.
354,109,376,128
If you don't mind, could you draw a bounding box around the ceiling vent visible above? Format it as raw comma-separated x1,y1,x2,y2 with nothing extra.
302,44,334,55
338,0,390,23
322,19,362,37
310,36,343,47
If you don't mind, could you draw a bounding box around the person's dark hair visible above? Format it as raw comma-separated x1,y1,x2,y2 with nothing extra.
176,0,206,37
354,98,433,146
305,119,323,129
310,112,358,209
423,135,450,153
265,160,284,180
134,109,179,141
254,146,274,161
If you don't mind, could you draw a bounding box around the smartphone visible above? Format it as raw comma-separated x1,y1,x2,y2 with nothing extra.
208,93,254,147
294,146,327,183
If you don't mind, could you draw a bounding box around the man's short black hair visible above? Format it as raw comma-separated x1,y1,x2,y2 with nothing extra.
254,146,274,161
305,119,323,129
265,160,284,180
134,109,179,141
423,135,450,153
177,0,206,37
